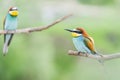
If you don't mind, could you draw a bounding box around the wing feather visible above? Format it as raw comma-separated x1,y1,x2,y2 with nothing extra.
3,16,6,43
83,37,95,52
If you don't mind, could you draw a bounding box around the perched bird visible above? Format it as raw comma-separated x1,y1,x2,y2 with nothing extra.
3,7,19,55
65,27,100,55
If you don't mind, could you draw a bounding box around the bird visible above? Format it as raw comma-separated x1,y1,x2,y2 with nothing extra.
3,7,19,55
65,27,101,56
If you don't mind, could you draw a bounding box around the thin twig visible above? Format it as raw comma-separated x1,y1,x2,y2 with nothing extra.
0,14,72,34
68,50,120,61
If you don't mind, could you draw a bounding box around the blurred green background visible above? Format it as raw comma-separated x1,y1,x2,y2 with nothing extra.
0,0,120,80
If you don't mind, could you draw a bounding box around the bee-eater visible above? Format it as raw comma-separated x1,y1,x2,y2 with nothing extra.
3,7,19,55
65,27,100,55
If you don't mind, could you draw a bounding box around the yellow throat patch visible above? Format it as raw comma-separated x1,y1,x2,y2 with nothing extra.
9,11,19,16
72,32,81,37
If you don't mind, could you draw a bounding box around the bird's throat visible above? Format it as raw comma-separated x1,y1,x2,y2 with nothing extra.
9,11,19,17
72,32,81,37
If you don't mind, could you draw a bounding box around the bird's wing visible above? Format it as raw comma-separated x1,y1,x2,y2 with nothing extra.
3,15,14,46
83,37,95,52
3,16,6,42
3,16,7,29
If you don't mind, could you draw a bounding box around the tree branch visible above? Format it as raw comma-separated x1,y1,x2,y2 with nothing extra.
68,50,120,61
0,14,72,34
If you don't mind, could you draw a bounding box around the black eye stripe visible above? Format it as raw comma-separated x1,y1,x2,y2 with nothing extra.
64,29,82,34
74,31,82,34
9,8,12,11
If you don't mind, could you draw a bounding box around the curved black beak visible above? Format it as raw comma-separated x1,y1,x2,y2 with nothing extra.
64,29,82,34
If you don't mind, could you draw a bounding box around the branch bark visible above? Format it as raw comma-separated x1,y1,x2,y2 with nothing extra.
0,14,72,34
68,50,120,61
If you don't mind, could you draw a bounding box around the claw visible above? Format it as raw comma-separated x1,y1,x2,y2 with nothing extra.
78,51,81,55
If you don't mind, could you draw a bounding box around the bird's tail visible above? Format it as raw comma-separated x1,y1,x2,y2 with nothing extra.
92,51,104,64
96,53,104,64
3,34,13,56
3,42,8,56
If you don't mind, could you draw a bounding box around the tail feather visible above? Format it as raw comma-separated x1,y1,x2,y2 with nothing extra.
3,34,13,56
92,51,103,56
91,51,103,63
94,51,104,64
3,42,8,56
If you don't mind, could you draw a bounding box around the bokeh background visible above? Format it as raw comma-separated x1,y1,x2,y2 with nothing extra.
0,0,120,80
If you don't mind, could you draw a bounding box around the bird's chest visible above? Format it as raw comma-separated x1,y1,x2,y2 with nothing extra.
72,36,84,42
72,36,84,50
4,16,17,30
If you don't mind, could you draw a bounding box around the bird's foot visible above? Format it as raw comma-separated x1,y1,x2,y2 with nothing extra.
6,30,11,34
84,53,89,57
78,51,81,55
6,30,9,34
78,51,89,57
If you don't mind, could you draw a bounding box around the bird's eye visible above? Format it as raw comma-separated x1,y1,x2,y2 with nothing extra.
9,8,12,11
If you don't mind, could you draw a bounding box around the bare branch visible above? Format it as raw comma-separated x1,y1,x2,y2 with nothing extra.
68,50,120,61
0,14,72,34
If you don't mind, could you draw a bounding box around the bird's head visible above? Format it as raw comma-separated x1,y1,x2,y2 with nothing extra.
8,7,19,17
65,27,88,37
